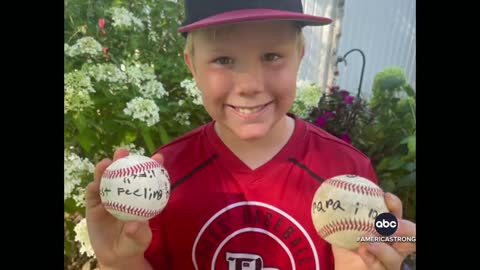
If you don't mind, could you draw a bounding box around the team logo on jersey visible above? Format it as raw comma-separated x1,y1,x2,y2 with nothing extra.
226,252,278,270
192,201,320,270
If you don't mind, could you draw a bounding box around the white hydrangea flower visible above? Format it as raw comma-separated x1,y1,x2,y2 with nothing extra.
108,84,129,94
74,218,95,258
65,70,95,93
65,37,103,57
148,31,160,42
64,43,71,55
142,5,160,43
72,187,86,208
134,49,141,59
125,63,156,87
140,80,168,99
122,62,168,99
123,97,160,127
143,4,151,15
110,7,144,31
112,143,146,156
64,70,96,114
64,86,94,114
291,80,322,118
64,150,95,200
64,179,79,202
86,63,127,84
180,79,203,105
174,112,191,126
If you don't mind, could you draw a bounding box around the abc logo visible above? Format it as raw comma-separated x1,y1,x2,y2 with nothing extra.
374,213,398,236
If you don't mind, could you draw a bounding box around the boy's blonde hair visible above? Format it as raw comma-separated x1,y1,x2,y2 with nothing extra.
184,22,305,58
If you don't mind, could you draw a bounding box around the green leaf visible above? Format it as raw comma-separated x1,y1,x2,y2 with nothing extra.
64,198,78,214
373,67,407,91
407,136,416,155
142,127,155,155
404,85,416,97
73,114,88,130
378,156,404,171
403,162,416,172
380,179,396,193
78,128,96,154
400,135,416,158
64,239,73,257
158,126,170,145
158,105,169,113
123,130,138,144
397,171,416,188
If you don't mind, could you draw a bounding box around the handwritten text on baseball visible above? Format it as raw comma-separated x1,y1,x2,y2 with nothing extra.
313,200,380,219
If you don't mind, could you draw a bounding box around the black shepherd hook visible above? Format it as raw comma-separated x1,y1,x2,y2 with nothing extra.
336,48,366,99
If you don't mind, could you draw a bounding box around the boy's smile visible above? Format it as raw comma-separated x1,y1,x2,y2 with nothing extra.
226,100,273,119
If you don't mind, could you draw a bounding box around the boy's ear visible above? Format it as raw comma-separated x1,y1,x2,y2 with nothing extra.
184,51,196,77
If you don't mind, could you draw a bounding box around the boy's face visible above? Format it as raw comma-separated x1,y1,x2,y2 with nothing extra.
184,21,304,141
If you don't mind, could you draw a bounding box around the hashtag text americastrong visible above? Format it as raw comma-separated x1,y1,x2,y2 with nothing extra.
357,236,416,243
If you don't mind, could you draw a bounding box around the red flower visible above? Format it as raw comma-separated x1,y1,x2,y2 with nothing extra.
98,19,105,29
98,19,106,35
103,47,109,61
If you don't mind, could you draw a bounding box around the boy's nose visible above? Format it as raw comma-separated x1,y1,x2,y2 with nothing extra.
234,67,265,96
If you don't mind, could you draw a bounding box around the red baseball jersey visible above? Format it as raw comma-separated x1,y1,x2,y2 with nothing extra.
145,114,378,270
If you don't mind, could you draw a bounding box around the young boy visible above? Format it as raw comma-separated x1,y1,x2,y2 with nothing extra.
86,1,416,269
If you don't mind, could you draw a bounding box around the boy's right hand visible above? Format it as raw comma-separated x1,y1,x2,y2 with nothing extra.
85,148,164,268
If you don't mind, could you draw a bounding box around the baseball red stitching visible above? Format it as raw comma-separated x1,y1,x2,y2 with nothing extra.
103,201,161,218
327,178,384,197
103,161,160,179
318,218,375,239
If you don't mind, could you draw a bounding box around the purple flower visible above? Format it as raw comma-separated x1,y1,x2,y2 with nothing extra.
330,86,340,92
340,133,351,144
344,95,354,104
339,90,350,98
323,111,334,119
315,116,327,127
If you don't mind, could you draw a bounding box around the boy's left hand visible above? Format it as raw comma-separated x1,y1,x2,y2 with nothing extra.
357,192,416,269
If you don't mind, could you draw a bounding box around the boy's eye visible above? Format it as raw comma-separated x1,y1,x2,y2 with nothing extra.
213,57,233,65
263,53,280,61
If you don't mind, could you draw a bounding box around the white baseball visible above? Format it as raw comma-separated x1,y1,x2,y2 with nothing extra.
311,174,388,250
100,154,170,221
